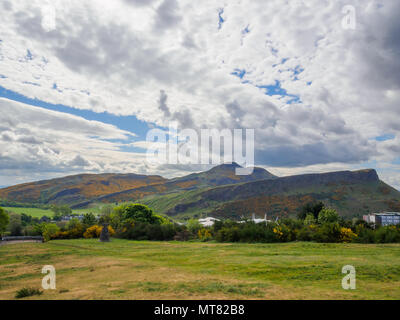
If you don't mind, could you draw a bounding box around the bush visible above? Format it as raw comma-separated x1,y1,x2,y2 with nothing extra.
313,223,341,243
198,228,212,241
15,288,43,299
83,225,102,238
117,222,179,241
340,227,358,243
374,226,400,243
0,207,10,234
354,226,376,243
297,225,317,241
7,212,23,236
318,208,339,224
187,219,202,235
174,230,192,241
42,224,60,242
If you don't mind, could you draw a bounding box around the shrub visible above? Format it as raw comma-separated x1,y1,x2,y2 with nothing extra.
117,222,177,241
318,208,339,224
7,212,23,236
354,226,376,243
42,223,60,242
304,214,316,226
174,230,192,241
313,223,341,243
374,226,400,243
83,225,115,239
340,227,358,243
297,225,317,241
187,219,202,235
198,228,212,242
15,288,43,299
0,207,10,234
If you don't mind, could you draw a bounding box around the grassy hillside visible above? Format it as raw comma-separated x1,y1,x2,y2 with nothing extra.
2,207,53,218
141,170,400,220
0,173,166,205
0,239,399,300
0,164,276,208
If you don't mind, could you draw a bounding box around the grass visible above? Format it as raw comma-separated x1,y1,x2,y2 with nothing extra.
3,207,53,218
15,287,43,299
0,239,400,299
3,206,102,218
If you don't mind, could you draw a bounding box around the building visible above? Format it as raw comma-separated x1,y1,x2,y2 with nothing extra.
198,217,220,227
363,212,400,227
239,213,272,224
60,215,84,222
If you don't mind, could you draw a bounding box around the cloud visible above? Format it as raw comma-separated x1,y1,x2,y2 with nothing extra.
0,0,400,187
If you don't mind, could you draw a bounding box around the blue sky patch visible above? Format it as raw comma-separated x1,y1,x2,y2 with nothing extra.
375,133,395,141
0,86,152,143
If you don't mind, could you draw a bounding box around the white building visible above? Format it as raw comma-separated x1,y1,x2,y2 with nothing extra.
198,217,220,227
239,213,272,224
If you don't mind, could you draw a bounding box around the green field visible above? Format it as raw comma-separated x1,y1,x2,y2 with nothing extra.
3,206,103,218
0,239,399,300
3,207,53,218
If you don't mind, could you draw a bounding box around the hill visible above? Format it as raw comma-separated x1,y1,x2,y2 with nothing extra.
0,163,276,207
141,169,400,219
1,166,399,220
0,173,166,205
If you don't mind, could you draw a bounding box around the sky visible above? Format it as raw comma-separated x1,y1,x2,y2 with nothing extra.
0,0,400,189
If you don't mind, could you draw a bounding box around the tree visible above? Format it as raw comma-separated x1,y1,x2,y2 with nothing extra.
0,207,10,235
82,212,97,226
187,219,202,235
7,212,23,236
50,205,72,220
298,202,325,220
42,223,60,242
318,208,339,224
304,214,316,226
122,204,163,225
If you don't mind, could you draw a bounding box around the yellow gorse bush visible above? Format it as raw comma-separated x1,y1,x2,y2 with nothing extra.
198,228,212,241
340,227,358,243
83,225,115,239
273,226,284,239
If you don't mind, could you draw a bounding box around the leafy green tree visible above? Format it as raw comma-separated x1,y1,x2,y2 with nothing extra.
7,212,23,236
82,212,97,226
42,223,60,242
122,204,163,225
297,202,324,220
318,208,339,224
187,219,202,235
304,214,317,226
0,207,10,235
50,205,72,220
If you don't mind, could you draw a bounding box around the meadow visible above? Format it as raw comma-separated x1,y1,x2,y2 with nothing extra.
0,239,399,300
3,206,102,218
2,207,53,218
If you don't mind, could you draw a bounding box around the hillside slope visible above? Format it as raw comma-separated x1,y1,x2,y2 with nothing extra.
0,163,276,206
0,173,166,205
141,169,400,219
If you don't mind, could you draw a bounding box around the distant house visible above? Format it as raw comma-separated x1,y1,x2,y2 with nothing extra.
198,217,220,227
60,215,84,222
363,212,400,227
240,213,272,224
39,216,51,223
